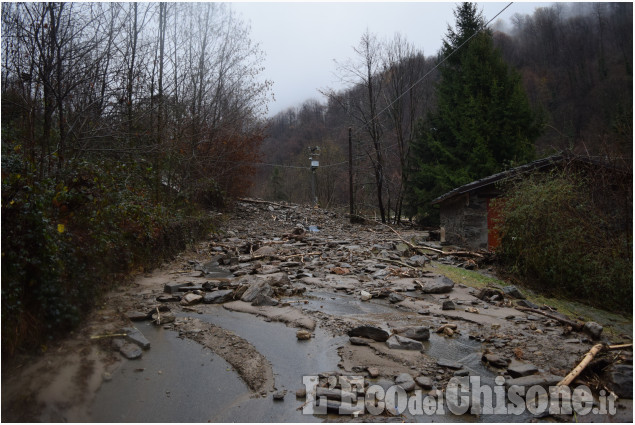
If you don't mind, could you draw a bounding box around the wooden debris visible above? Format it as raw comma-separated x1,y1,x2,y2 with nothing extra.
384,224,485,259
557,343,604,387
90,333,127,340
237,197,288,208
607,343,633,350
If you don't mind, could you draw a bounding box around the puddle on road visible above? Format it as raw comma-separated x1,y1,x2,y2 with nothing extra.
185,306,343,422
91,306,336,422
91,300,540,423
90,322,250,422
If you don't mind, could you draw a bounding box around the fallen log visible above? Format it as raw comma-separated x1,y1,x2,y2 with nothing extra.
557,343,604,387
515,306,584,331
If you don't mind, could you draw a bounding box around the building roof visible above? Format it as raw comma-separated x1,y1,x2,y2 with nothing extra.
430,152,621,205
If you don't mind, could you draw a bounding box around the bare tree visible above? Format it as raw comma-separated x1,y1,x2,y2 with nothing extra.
324,30,388,222
381,34,434,222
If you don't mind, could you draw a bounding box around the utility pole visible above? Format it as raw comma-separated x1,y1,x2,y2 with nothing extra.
309,146,320,207
348,127,354,221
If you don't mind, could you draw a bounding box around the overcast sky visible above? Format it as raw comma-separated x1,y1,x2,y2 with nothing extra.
230,1,554,117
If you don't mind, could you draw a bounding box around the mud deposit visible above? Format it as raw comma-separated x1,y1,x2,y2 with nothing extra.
2,199,632,422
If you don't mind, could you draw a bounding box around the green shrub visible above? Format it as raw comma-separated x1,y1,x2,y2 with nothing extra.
1,144,216,355
494,169,632,312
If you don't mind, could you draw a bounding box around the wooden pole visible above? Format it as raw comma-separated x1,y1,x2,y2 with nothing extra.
557,343,604,387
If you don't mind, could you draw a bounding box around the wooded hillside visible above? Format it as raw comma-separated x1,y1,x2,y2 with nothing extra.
252,3,632,221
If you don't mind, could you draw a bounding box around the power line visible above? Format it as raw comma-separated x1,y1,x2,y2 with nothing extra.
221,2,516,172
362,2,514,137
307,2,515,171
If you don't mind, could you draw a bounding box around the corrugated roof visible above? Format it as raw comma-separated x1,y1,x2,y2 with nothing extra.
430,152,615,205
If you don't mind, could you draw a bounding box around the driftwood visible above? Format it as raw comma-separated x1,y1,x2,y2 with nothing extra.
515,306,584,331
607,343,633,350
554,342,632,389
237,197,289,209
385,225,484,258
557,343,604,387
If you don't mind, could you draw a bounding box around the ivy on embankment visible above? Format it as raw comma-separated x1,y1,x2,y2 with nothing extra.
1,145,216,357
493,169,632,313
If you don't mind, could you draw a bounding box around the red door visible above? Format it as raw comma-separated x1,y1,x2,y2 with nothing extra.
486,198,504,250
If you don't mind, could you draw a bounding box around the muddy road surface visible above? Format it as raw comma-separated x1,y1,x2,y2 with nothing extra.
2,199,632,422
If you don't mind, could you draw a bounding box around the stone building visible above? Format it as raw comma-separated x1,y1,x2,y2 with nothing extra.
430,153,624,250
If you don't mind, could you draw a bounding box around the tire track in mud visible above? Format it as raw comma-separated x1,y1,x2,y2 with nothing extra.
177,317,274,394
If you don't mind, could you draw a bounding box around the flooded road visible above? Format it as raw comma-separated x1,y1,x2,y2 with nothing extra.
4,199,631,422
90,293,536,423
91,305,342,422
92,323,250,422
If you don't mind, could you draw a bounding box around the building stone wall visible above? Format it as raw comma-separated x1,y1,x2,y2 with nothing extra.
439,191,489,250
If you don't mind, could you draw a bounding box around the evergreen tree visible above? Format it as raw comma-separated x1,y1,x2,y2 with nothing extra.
406,3,541,224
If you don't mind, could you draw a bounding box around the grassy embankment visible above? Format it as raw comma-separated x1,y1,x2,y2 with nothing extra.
431,262,632,339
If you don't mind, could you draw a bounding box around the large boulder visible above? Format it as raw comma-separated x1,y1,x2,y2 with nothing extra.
442,300,456,310
583,321,603,340
506,362,539,378
267,272,291,287
502,285,526,299
180,293,202,306
122,327,151,350
407,255,430,267
349,337,371,346
203,289,235,304
347,325,390,342
394,326,430,341
119,343,143,360
606,364,633,399
482,353,511,368
395,373,416,392
419,276,455,294
250,293,279,306
241,281,274,303
415,376,433,390
505,373,563,389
